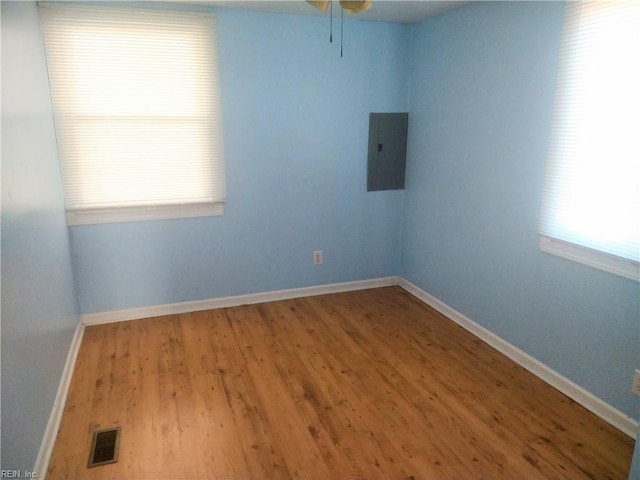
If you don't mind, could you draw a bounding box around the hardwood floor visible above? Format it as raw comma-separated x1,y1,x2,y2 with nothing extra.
47,287,634,479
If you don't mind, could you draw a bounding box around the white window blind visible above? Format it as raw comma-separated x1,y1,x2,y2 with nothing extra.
39,4,225,225
540,1,639,281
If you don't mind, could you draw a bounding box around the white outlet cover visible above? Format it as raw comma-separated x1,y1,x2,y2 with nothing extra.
632,369,640,398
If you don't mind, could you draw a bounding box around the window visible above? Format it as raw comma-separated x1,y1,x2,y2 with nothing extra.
39,4,225,225
540,1,639,281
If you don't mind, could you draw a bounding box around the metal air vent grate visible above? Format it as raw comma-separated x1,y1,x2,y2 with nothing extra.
87,427,121,468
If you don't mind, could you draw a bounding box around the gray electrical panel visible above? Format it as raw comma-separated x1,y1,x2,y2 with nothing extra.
367,112,408,191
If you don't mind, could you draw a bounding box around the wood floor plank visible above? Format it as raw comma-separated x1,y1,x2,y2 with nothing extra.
304,294,533,479
284,297,472,478
262,300,417,479
47,287,634,479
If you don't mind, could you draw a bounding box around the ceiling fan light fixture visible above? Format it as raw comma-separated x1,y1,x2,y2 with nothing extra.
307,1,372,15
306,0,373,57
339,1,372,15
307,0,331,13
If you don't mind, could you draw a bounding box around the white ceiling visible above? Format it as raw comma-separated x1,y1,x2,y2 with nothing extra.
193,1,470,24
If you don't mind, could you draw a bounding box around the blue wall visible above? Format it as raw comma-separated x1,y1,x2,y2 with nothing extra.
2,0,637,470
70,8,409,314
1,1,80,470
402,1,639,421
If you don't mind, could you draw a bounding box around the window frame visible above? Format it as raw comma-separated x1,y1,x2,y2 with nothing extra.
539,1,639,282
39,3,226,226
540,236,639,282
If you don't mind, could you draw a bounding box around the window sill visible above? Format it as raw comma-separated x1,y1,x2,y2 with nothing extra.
67,203,224,226
539,236,639,282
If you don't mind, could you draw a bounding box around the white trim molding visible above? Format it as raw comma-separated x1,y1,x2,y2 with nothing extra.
33,319,85,478
67,202,224,226
82,276,400,326
540,235,639,282
398,278,639,439
76,275,637,440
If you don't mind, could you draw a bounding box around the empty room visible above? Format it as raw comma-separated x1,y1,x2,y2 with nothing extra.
1,0,638,478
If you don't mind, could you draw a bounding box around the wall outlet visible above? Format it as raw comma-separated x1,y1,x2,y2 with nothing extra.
313,250,323,266
632,369,640,398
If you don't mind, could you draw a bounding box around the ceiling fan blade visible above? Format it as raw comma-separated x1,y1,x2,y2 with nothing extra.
339,0,372,14
307,0,331,13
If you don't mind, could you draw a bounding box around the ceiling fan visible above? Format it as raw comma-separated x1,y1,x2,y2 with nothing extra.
306,1,373,56
307,1,372,15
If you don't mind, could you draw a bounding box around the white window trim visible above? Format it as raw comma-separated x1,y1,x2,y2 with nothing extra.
67,203,224,226
40,4,226,225
539,2,639,279
540,236,639,282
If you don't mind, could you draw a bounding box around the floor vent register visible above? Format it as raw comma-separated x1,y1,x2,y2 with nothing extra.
87,427,121,468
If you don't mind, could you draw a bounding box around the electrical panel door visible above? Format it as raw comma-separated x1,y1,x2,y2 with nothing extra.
367,113,408,191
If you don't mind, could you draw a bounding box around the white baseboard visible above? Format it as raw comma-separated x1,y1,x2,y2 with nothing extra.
75,275,637,441
33,319,85,478
82,276,401,326
398,278,638,439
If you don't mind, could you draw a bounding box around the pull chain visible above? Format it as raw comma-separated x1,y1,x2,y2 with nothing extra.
329,0,333,43
340,6,344,57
